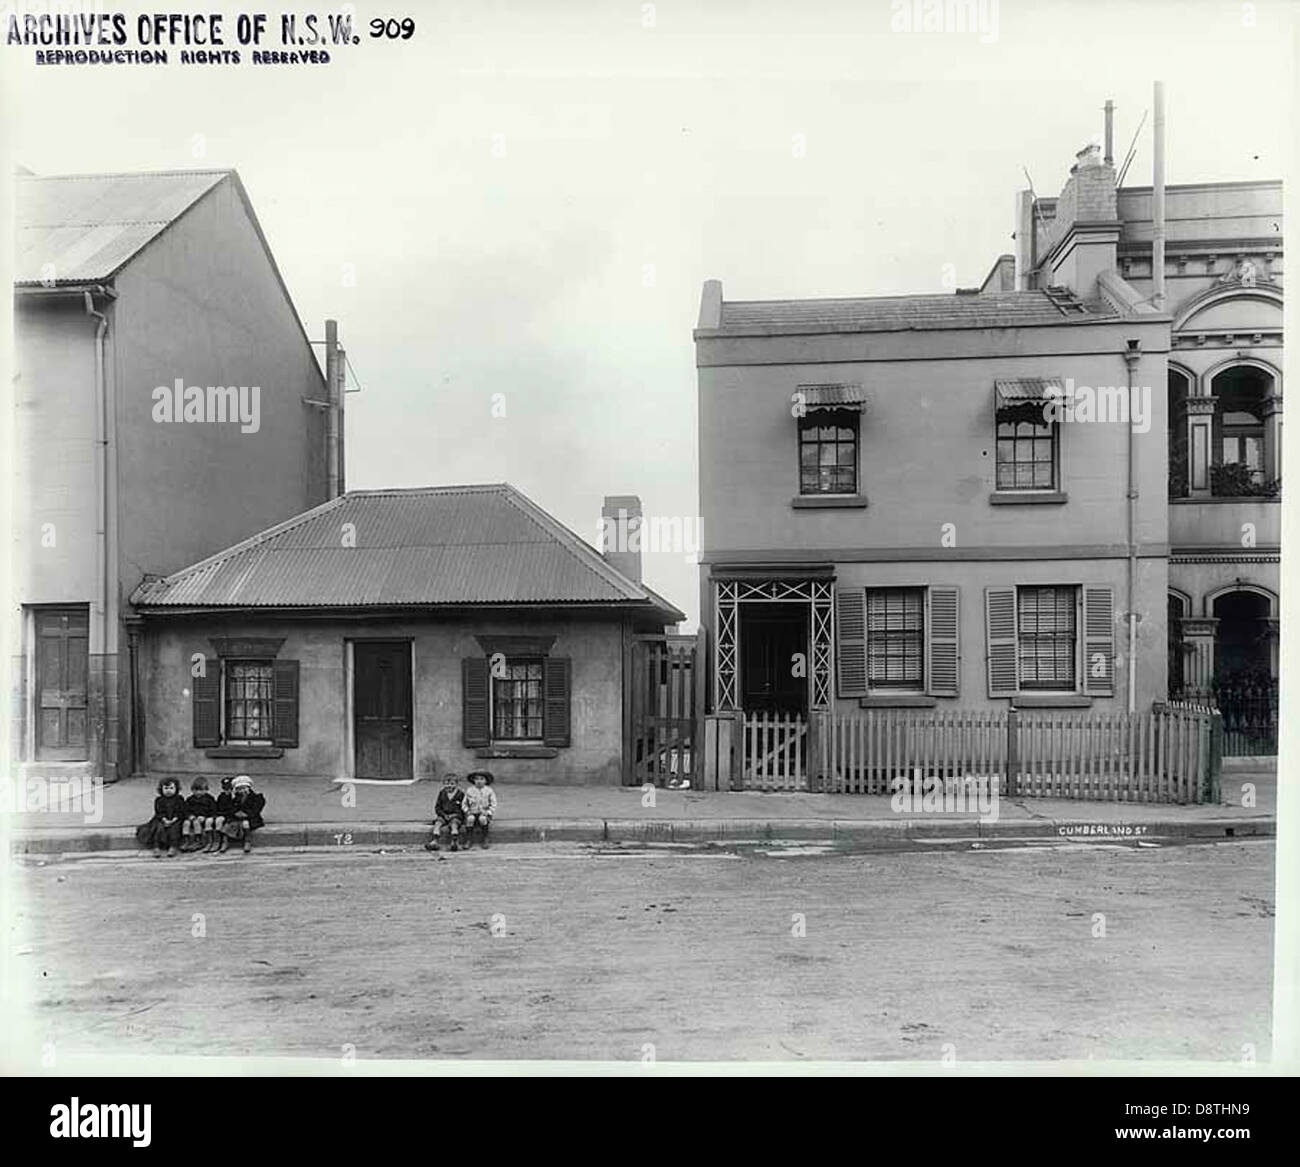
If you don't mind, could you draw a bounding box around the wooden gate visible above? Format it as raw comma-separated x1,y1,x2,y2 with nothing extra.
625,632,703,786
740,711,809,791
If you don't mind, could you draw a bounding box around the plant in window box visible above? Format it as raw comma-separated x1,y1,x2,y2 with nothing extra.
1167,469,1188,499
1209,462,1279,497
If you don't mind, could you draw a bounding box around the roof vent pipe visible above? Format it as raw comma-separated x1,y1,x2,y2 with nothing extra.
1152,82,1167,311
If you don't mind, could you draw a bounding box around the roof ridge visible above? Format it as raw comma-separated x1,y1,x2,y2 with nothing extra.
498,485,648,602
19,168,235,182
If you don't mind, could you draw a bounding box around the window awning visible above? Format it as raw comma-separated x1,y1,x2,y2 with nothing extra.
797,383,868,412
995,377,1063,407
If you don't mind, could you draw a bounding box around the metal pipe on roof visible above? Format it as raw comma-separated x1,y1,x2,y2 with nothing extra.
1152,82,1167,310
325,319,340,499
1104,99,1114,166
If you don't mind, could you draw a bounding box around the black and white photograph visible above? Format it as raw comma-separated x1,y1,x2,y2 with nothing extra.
0,0,1296,1122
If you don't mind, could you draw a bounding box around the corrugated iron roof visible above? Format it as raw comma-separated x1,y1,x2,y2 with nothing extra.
711,291,1117,335
798,383,868,410
995,377,1064,405
131,484,685,622
15,169,230,285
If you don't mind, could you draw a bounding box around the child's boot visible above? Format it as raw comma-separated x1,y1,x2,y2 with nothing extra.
480,822,491,850
216,833,228,854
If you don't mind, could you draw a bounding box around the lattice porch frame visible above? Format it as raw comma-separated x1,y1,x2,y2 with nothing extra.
713,577,834,712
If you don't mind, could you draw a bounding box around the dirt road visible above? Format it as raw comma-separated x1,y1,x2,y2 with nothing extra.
7,839,1274,1064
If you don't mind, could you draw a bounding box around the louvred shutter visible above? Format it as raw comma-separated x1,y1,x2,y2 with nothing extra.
462,657,490,747
192,660,220,747
836,588,868,698
542,656,571,748
1083,585,1115,696
985,586,1019,698
926,586,960,697
272,660,299,748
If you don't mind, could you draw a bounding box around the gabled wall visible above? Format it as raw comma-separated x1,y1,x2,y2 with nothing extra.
111,174,329,601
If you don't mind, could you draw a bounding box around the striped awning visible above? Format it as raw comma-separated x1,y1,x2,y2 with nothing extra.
797,383,868,411
995,377,1063,407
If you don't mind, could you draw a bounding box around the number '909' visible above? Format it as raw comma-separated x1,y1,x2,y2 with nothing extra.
370,18,415,39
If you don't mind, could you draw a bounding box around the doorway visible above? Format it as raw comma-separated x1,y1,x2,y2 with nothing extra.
353,641,413,779
739,603,809,715
35,606,90,761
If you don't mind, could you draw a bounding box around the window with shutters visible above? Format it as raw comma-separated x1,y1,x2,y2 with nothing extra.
491,658,544,741
224,660,275,743
866,588,924,689
798,409,859,495
193,646,298,752
1017,586,1077,690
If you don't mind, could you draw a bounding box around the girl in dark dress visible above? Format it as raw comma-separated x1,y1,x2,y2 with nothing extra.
149,778,186,858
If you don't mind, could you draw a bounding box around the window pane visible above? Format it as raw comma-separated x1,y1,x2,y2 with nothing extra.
225,660,275,742
492,658,544,740
865,589,924,688
1017,586,1076,690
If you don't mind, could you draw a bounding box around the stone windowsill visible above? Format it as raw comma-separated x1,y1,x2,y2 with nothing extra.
989,491,1069,506
205,746,285,759
474,745,560,759
859,694,937,708
791,494,869,509
1011,694,1094,709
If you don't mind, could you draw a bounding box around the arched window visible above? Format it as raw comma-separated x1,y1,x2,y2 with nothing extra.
1168,369,1191,498
1210,365,1278,497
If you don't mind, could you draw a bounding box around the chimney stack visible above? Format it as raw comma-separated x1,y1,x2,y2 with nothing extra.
1103,99,1114,166
600,495,643,584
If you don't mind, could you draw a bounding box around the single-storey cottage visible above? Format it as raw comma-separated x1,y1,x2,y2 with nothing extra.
129,484,684,785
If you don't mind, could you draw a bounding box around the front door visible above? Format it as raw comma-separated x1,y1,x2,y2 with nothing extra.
740,603,808,715
35,606,90,760
354,641,413,779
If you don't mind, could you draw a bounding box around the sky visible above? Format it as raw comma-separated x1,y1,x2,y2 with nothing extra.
4,0,1294,627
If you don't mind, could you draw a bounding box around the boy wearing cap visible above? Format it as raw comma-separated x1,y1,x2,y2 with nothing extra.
424,773,467,853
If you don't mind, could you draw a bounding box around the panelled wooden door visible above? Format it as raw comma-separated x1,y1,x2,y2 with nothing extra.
354,641,413,779
36,606,90,760
739,603,808,715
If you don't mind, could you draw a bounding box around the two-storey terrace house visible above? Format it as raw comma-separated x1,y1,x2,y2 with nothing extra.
11,169,333,783
695,141,1172,727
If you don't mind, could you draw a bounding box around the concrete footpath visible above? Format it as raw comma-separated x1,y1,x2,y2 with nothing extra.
6,761,1278,856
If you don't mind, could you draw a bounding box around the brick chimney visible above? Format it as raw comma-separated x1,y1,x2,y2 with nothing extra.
1039,143,1119,299
600,495,642,584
